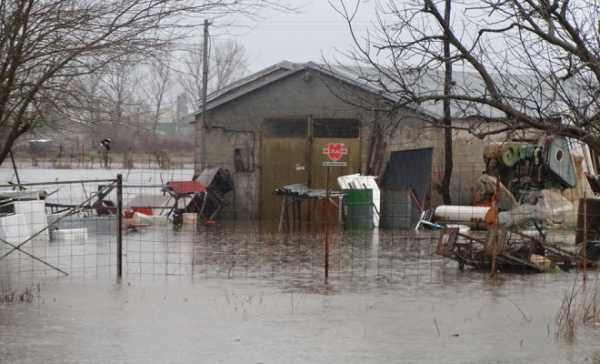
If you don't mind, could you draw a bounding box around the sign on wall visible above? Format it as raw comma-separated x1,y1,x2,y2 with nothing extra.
322,143,348,167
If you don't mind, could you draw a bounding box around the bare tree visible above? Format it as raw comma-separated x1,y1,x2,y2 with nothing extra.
143,52,175,168
101,61,142,131
0,0,287,166
213,40,250,92
179,39,249,110
99,60,145,166
333,0,600,159
147,53,173,138
74,73,105,129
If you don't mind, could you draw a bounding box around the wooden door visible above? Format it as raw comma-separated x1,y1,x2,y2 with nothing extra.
260,137,308,221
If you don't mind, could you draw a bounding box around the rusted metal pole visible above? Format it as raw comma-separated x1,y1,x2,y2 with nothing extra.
9,150,23,191
490,176,500,278
116,174,123,279
325,166,330,281
583,195,588,283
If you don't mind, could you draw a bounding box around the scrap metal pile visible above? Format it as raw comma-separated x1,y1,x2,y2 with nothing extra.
126,167,234,230
427,136,599,273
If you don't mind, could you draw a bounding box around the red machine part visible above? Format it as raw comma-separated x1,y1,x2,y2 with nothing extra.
167,181,206,194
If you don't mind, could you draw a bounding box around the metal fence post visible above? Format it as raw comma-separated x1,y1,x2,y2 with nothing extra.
583,193,588,283
116,174,123,279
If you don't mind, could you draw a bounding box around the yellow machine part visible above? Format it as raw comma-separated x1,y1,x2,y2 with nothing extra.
483,142,524,167
483,143,504,161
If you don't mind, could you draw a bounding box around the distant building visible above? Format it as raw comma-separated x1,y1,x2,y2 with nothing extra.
147,106,192,139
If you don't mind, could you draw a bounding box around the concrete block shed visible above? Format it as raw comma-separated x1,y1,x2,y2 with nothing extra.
193,61,489,221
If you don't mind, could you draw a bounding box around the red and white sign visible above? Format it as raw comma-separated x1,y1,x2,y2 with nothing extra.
322,143,348,162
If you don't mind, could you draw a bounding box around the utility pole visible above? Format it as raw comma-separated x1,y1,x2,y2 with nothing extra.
200,19,210,172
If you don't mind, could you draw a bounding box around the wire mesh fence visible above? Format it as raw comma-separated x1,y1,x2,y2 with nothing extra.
0,147,598,286
10,148,195,170
122,222,444,282
0,179,119,282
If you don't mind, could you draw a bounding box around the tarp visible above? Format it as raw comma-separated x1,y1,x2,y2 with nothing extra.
381,148,433,205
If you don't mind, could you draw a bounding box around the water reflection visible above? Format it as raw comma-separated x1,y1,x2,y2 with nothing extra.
1,222,600,363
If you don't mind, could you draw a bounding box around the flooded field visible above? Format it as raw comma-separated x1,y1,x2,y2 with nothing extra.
1,168,600,363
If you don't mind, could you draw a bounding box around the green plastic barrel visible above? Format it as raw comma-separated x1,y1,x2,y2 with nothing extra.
342,189,374,230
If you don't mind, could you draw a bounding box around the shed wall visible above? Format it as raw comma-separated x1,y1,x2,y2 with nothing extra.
195,69,500,219
196,71,408,219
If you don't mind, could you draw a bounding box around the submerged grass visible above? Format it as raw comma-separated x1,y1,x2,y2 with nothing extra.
0,281,40,304
556,276,600,340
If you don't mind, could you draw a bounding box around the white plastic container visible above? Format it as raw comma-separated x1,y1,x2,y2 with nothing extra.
13,200,49,242
0,213,32,245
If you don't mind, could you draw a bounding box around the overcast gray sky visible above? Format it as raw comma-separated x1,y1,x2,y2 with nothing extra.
213,0,377,72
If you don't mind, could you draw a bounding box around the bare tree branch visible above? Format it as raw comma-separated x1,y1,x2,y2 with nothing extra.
332,0,600,153
0,0,286,165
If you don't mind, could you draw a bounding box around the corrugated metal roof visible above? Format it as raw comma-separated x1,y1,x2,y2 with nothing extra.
193,61,436,121
194,60,582,122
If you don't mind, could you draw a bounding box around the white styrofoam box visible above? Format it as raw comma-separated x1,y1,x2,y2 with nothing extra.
13,200,49,242
50,228,88,243
47,213,116,235
0,214,32,245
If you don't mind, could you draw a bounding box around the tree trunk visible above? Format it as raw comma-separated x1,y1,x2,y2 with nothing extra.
441,0,453,204
367,121,386,177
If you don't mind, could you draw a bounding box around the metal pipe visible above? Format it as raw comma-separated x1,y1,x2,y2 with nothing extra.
324,166,330,282
117,174,123,279
434,205,492,224
9,150,23,190
583,195,588,283
120,184,168,188
0,179,115,188
0,236,68,276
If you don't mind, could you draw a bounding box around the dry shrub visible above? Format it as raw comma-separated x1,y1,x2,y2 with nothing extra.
580,283,600,325
0,281,40,304
556,277,600,340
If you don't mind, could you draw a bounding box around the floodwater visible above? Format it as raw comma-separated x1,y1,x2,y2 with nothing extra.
1,168,600,363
